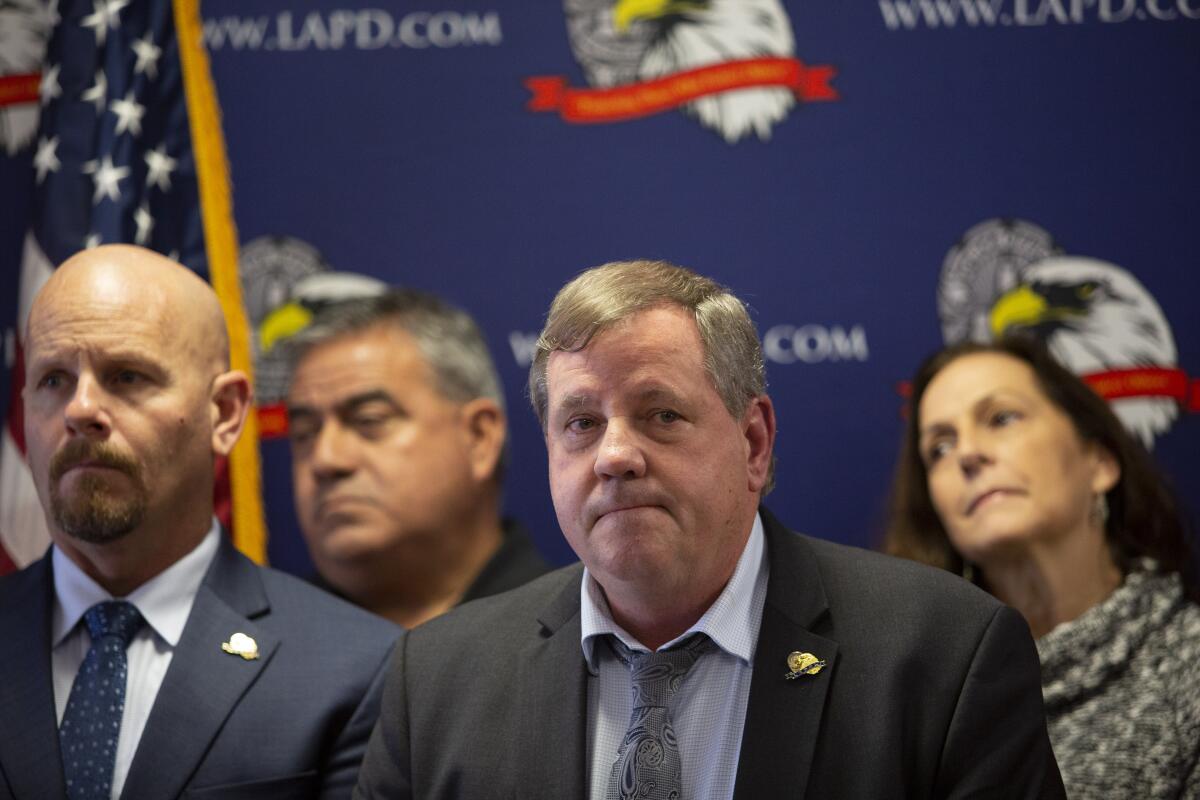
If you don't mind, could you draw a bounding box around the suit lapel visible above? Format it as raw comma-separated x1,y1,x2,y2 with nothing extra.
0,555,68,799
516,566,588,799
733,509,838,800
120,539,279,800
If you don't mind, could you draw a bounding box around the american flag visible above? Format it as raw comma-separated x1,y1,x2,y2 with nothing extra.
0,0,266,573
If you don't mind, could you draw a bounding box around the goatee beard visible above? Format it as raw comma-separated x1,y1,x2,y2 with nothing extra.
48,440,147,543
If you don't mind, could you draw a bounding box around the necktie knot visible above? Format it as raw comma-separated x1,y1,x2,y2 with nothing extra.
613,634,709,709
83,600,144,647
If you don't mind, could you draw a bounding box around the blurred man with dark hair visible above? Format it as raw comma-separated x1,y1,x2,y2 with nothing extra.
286,289,549,628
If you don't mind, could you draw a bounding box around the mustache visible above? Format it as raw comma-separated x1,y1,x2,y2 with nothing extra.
49,440,140,482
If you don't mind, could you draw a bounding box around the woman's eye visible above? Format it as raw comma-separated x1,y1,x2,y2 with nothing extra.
925,440,951,464
992,410,1020,427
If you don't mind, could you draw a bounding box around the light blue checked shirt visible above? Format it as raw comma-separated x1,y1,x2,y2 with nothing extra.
580,513,769,800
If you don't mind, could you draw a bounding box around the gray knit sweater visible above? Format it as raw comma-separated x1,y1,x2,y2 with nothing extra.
1037,564,1200,799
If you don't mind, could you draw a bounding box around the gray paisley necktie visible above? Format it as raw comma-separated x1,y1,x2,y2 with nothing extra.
605,634,711,800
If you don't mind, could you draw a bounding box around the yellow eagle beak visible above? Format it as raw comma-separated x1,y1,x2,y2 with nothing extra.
259,302,313,354
613,0,703,32
989,285,1048,339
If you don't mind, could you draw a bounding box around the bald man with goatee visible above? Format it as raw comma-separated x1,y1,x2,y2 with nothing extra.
0,245,399,800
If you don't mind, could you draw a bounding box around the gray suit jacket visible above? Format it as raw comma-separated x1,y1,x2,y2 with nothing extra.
0,537,400,799
355,508,1065,798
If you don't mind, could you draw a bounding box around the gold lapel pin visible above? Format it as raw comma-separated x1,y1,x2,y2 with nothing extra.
785,651,826,680
221,632,260,660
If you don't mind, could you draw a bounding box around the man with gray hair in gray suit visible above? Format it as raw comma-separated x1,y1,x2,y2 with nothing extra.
355,259,1065,799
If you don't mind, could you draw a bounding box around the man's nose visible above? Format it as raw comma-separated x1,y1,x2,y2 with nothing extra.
593,419,646,480
64,375,112,439
309,421,357,482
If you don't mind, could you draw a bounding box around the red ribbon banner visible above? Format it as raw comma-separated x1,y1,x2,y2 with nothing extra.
0,74,39,108
525,56,838,124
256,404,290,439
1083,367,1200,412
897,366,1200,419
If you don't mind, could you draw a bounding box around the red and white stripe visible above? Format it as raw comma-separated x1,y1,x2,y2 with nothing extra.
0,232,55,573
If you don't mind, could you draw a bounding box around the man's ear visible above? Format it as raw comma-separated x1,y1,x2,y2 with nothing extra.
742,395,776,494
460,397,506,483
211,371,252,457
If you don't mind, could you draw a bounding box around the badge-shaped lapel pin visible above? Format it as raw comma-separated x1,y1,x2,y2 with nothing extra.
221,632,260,660
785,651,826,680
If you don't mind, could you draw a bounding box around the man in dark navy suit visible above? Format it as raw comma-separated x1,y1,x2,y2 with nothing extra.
0,245,398,799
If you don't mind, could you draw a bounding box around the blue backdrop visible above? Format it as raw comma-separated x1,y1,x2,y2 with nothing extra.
4,0,1198,575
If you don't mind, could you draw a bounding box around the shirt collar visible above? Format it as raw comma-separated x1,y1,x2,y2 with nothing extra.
580,512,768,673
52,519,222,648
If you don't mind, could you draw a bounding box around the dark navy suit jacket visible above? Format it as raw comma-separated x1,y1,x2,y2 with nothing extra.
0,536,399,799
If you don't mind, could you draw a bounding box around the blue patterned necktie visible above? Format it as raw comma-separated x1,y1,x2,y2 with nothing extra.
59,601,145,800
605,634,711,800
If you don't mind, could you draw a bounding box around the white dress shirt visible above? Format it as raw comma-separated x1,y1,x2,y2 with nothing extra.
51,521,220,800
581,513,769,800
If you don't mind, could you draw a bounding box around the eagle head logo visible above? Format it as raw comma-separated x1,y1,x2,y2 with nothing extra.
238,235,386,408
0,0,53,155
563,0,799,143
940,219,1183,448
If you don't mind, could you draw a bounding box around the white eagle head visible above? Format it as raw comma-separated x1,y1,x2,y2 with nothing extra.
0,0,52,155
564,0,797,143
989,256,1179,447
